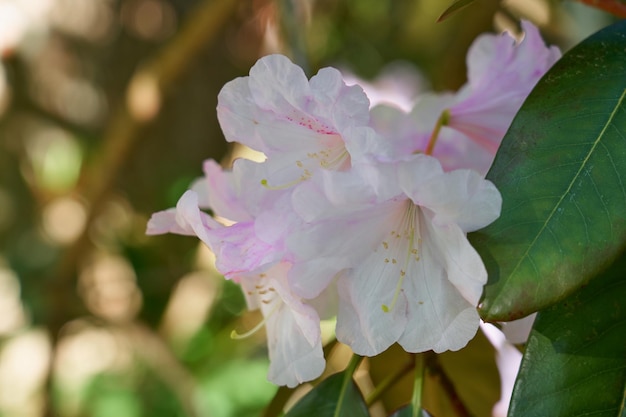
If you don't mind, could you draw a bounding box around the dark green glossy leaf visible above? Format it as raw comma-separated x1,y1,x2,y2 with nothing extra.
389,405,431,417
284,371,370,417
508,252,626,417
437,0,477,22
471,20,626,321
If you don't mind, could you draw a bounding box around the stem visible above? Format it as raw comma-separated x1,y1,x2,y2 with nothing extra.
411,354,425,417
424,109,450,155
345,353,364,376
365,358,415,406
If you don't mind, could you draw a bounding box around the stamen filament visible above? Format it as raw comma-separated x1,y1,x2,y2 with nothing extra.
382,203,420,313
425,109,450,155
320,149,349,170
261,175,310,190
230,300,281,339
382,272,406,313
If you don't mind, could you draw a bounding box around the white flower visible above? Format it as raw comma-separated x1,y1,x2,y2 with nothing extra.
289,155,501,356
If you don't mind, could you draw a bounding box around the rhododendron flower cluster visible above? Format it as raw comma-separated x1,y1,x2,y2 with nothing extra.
147,22,560,387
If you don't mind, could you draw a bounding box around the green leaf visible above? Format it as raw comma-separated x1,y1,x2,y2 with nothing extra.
508,251,626,417
437,0,477,22
471,20,626,321
284,371,370,417
388,405,431,417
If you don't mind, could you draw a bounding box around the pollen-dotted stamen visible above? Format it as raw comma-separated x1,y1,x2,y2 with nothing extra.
232,273,281,339
382,202,421,313
318,148,350,170
260,172,312,190
230,296,282,340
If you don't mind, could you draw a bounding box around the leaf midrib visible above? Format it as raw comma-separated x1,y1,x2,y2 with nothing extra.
487,87,626,316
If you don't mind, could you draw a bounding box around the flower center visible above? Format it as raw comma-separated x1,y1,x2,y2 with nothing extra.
261,138,351,189
381,201,421,313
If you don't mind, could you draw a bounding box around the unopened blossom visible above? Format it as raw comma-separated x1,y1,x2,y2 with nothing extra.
371,21,561,175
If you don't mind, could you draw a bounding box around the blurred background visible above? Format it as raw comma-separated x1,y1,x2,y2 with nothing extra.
0,0,615,416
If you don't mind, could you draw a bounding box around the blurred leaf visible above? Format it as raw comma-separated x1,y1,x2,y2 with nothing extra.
471,20,626,321
284,371,370,417
438,329,500,416
197,359,276,417
575,0,626,17
389,405,432,417
368,345,415,412
437,0,477,22
508,252,626,417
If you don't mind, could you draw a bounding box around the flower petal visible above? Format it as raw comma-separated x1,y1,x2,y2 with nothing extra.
401,167,502,232
261,264,325,387
398,217,482,352
336,265,407,356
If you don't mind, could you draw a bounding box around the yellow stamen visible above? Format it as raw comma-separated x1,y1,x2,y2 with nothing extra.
230,300,281,339
382,203,420,313
260,175,310,190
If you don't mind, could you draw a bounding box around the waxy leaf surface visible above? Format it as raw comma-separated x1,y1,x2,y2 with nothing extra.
508,253,626,417
472,20,626,321
284,371,369,417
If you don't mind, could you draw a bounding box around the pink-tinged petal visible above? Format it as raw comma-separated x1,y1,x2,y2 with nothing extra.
449,21,561,154
216,77,268,152
308,67,370,130
174,191,222,245
290,167,386,223
430,126,496,175
287,198,398,264
369,104,425,159
335,200,420,356
146,191,221,243
395,154,446,198
401,167,502,232
190,159,253,222
243,263,325,387
265,306,325,388
146,209,194,236
287,257,348,300
217,54,374,181
269,268,321,346
253,193,299,250
343,125,397,164
210,221,277,278
248,54,313,116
